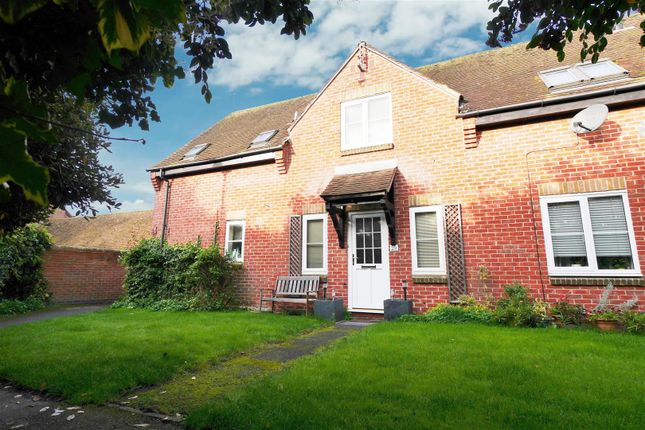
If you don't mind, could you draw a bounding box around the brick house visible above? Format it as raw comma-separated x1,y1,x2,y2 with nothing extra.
150,21,645,314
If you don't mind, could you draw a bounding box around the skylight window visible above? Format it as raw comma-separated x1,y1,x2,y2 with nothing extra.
251,130,278,145
248,129,278,149
539,59,628,91
182,143,209,160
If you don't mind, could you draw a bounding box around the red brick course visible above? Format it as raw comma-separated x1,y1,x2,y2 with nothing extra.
43,247,125,304
152,47,645,313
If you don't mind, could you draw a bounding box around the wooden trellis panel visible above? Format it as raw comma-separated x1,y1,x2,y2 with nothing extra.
288,215,302,276
444,204,467,302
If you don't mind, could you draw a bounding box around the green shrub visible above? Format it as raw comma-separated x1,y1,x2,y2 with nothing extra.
0,296,45,316
493,284,552,328
619,311,645,335
551,301,586,326
400,300,493,324
118,238,239,311
0,224,52,301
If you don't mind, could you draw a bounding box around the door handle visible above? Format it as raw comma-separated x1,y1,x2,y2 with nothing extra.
352,254,356,266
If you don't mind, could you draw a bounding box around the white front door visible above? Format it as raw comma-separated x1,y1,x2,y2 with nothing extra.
348,212,390,312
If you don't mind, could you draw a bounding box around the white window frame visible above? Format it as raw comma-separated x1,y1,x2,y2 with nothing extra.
409,205,446,275
301,214,328,275
224,220,246,262
540,190,640,277
340,93,393,151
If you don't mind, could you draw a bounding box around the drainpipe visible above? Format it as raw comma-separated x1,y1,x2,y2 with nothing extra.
159,169,171,246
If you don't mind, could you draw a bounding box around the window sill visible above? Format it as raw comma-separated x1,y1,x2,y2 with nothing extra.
412,275,448,284
550,277,644,287
340,143,394,156
301,271,328,277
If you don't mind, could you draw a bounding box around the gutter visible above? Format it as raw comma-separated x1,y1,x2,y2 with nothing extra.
146,145,283,176
458,82,645,127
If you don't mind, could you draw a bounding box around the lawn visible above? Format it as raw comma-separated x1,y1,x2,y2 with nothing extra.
188,322,645,430
0,308,325,404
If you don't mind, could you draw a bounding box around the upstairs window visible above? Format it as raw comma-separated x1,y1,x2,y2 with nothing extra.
540,191,640,276
225,220,245,262
409,206,446,275
302,214,327,274
182,143,209,160
539,60,628,91
341,93,392,151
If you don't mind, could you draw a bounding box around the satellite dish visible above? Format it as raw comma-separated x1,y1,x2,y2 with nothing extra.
570,104,608,134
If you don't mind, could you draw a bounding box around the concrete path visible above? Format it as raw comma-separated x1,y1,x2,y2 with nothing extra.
0,305,106,329
126,320,377,417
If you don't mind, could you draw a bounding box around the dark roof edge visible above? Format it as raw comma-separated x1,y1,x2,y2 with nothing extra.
147,144,284,173
458,81,645,120
474,89,645,128
151,149,278,178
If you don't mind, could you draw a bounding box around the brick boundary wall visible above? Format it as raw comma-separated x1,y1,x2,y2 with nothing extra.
43,246,125,304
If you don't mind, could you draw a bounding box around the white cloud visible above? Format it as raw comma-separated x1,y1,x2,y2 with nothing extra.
210,0,492,90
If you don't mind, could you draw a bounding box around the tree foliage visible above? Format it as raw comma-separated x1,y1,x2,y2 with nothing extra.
486,1,645,62
0,0,313,228
0,92,124,232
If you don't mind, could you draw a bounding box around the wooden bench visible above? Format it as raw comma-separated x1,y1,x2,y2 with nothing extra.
259,276,320,315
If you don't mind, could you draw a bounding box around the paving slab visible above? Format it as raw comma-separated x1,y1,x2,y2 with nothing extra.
0,306,106,329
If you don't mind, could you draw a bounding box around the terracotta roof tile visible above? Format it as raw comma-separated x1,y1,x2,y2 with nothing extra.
46,210,153,251
321,169,396,198
152,94,315,169
417,15,645,112
154,16,643,169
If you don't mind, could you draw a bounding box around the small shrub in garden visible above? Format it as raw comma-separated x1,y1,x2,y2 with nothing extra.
400,297,493,324
0,296,45,316
118,238,240,311
619,311,645,335
493,284,551,328
551,300,586,326
0,224,52,303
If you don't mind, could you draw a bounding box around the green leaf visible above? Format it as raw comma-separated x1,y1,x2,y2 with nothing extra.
557,50,565,62
0,0,47,24
67,73,91,99
96,0,151,53
0,124,49,206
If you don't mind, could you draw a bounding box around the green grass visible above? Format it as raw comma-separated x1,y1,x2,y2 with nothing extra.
188,323,645,430
0,308,325,404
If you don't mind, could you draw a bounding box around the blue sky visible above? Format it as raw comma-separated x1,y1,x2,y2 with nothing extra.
100,0,529,213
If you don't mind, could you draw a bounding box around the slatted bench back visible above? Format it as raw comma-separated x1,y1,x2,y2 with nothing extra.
275,275,320,297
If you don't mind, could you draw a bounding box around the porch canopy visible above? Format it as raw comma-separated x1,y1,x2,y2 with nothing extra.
321,168,397,248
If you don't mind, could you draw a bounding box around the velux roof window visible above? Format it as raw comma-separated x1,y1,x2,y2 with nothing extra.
181,143,209,160
248,129,278,149
539,59,628,91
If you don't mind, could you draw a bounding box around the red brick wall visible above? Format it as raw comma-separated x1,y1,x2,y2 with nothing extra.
152,46,645,313
43,247,125,304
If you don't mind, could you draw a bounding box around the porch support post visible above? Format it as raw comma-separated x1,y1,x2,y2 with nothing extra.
380,195,396,245
326,202,347,249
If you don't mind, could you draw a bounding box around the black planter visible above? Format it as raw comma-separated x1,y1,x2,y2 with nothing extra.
384,299,414,321
314,299,344,322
